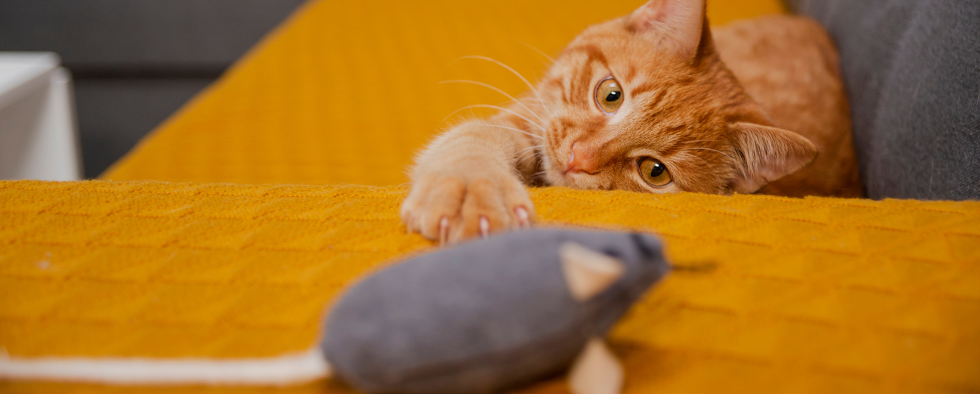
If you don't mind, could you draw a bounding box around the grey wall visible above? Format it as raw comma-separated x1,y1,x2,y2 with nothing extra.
0,0,307,177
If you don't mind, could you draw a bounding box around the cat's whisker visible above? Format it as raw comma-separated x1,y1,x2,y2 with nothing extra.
439,80,548,125
453,55,554,118
516,145,541,162
685,147,736,161
516,147,535,158
517,144,540,154
486,124,545,141
441,104,547,137
679,153,710,166
519,41,555,64
533,169,551,181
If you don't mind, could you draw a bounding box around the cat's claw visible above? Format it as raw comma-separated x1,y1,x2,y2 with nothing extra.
479,217,490,239
401,171,534,245
439,217,450,246
515,206,530,229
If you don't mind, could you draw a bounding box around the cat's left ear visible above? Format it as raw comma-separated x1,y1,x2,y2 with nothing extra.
732,122,818,193
628,0,707,60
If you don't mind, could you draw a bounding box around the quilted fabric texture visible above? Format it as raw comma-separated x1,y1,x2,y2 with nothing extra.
2,180,979,393
100,0,785,185
7,0,977,393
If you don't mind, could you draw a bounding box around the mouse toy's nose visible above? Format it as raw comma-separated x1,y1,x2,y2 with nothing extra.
631,233,663,260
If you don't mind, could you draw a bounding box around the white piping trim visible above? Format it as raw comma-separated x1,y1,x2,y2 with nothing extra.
0,348,331,386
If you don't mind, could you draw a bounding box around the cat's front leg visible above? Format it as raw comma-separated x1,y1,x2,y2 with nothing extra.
401,120,537,245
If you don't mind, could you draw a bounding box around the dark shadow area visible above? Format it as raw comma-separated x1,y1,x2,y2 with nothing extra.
73,78,213,176
0,0,307,177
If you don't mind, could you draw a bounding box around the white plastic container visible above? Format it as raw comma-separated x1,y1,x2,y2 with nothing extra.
0,52,82,181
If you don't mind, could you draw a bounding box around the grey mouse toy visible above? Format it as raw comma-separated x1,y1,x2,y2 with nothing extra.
323,229,670,394
0,229,670,394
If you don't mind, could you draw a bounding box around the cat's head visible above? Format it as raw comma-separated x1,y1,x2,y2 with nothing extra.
535,0,817,194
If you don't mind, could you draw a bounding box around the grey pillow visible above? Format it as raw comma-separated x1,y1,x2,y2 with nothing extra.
786,0,980,200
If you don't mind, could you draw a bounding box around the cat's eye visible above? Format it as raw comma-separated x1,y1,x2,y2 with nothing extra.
638,157,672,187
595,77,624,114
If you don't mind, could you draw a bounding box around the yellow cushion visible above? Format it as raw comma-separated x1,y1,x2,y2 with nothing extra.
15,1,976,393
2,180,979,393
102,0,785,185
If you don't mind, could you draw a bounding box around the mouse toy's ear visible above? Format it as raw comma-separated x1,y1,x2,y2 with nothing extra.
559,242,626,301
569,338,625,394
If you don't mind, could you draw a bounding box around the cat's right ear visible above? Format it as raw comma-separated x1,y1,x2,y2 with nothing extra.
628,0,707,60
732,122,818,193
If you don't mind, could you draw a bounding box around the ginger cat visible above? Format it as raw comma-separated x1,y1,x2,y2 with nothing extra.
402,0,862,244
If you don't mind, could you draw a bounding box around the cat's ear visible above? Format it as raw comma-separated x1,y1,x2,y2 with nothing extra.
628,0,707,60
732,122,818,193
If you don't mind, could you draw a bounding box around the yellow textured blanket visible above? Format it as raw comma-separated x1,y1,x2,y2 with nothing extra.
2,180,979,393
3,0,978,393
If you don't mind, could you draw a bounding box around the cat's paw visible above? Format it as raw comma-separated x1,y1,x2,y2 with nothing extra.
401,171,534,245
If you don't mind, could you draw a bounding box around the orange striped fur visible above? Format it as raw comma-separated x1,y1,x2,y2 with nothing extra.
402,0,861,243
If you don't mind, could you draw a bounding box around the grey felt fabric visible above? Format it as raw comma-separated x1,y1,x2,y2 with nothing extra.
320,229,669,394
787,0,980,200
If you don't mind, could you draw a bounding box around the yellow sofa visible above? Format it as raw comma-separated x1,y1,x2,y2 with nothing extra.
2,1,979,393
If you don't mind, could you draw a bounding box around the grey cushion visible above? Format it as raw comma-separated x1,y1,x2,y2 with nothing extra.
787,0,980,200
321,229,669,394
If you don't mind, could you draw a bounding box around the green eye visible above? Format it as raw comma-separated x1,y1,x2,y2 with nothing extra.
595,77,624,113
638,157,672,187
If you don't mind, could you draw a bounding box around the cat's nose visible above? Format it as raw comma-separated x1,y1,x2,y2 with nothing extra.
566,142,599,174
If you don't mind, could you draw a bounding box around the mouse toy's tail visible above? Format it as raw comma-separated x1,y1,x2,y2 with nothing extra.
0,348,331,386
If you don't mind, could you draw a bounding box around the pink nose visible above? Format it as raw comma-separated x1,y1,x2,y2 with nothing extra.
566,142,599,174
